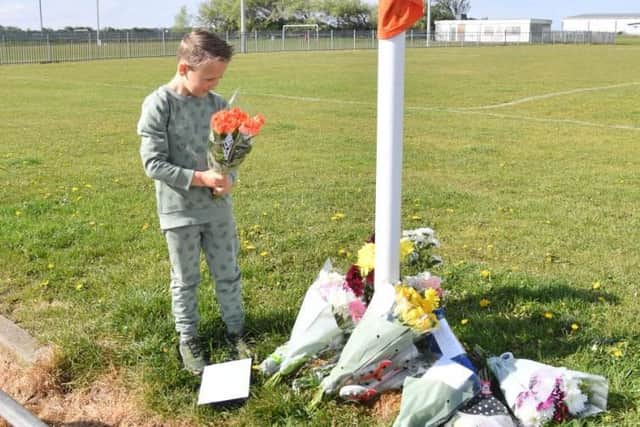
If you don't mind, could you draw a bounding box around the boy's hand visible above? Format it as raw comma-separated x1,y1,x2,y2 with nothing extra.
193,170,232,195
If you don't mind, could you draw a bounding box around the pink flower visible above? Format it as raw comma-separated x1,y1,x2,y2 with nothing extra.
348,299,366,323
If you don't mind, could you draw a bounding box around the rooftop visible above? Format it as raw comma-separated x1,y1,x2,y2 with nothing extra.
565,13,640,19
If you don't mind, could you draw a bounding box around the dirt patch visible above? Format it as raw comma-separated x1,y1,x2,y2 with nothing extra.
0,349,183,427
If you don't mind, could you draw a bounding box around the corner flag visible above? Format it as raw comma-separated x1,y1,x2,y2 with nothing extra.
377,0,424,39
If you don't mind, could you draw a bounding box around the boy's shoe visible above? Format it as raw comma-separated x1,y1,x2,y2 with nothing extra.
179,337,207,375
225,333,253,359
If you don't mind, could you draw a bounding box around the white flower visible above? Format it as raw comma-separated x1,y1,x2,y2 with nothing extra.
564,377,588,414
515,397,547,427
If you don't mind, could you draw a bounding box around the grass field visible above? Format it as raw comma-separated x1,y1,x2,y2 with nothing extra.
1,43,639,426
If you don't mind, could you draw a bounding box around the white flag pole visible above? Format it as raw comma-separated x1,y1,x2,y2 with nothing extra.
368,33,406,316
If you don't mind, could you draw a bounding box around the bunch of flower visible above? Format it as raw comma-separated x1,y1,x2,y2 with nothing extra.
316,269,367,331
208,106,265,174
487,353,608,427
514,369,589,426
393,283,440,333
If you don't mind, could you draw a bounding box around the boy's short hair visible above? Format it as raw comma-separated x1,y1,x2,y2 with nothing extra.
177,30,233,66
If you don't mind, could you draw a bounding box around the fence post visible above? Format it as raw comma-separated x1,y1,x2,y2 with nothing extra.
47,34,52,62
162,30,166,56
330,30,334,50
127,32,130,58
254,29,258,52
0,35,4,65
353,29,356,49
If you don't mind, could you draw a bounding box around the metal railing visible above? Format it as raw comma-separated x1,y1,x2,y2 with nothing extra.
0,30,616,65
0,389,48,427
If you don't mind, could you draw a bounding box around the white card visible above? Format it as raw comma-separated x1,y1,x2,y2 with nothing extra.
197,358,252,405
423,358,474,390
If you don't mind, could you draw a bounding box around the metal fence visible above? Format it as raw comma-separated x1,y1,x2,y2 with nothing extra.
0,29,616,65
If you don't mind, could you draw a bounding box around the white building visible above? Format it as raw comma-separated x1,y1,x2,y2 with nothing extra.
562,14,640,35
435,19,552,43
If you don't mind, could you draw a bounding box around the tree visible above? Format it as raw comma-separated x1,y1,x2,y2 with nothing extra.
318,0,373,29
434,0,470,19
173,5,192,31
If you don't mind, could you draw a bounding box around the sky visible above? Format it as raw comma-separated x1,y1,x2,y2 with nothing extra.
0,0,638,31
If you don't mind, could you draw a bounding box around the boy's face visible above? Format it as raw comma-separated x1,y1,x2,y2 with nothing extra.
180,59,228,97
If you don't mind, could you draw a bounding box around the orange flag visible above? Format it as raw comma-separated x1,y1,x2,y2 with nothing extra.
378,0,425,40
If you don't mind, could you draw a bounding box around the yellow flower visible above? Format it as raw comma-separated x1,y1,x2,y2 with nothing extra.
141,223,149,231
571,323,579,331
331,212,346,221
72,187,79,192
410,215,422,221
244,244,256,251
479,298,490,308
399,238,415,261
15,210,22,217
460,318,469,325
357,243,376,276
75,282,84,290
338,248,349,257
610,348,623,358
47,263,55,270
259,251,269,257
84,184,93,189
544,312,554,319
592,281,601,290
40,280,50,288
480,270,491,279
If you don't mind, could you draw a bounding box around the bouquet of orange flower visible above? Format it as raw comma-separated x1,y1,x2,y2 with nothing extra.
208,106,265,174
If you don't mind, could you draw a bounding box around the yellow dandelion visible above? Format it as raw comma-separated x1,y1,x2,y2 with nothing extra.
15,210,22,217
479,298,490,308
592,281,601,290
75,282,84,290
71,187,79,192
411,215,422,221
544,312,554,319
611,348,623,358
487,244,494,250
244,244,256,251
338,248,349,257
571,323,579,331
84,184,93,189
460,318,469,325
141,223,149,231
480,270,491,279
331,212,346,221
47,263,55,270
259,251,269,257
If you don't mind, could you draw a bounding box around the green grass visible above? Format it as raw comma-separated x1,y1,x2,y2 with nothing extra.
1,44,639,425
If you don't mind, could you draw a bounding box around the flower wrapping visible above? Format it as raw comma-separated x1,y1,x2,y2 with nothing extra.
259,259,365,380
487,352,608,427
392,358,479,427
317,280,443,402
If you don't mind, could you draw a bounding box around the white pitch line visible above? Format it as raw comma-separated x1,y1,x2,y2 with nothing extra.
444,109,640,132
458,81,640,110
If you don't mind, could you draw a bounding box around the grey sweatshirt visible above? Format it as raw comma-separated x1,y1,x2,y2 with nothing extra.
138,86,235,230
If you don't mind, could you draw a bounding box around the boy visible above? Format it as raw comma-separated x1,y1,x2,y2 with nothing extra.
137,30,249,375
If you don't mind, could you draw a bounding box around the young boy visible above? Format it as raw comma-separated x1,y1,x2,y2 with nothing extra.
137,30,250,375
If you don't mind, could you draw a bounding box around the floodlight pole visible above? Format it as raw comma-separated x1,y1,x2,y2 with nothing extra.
38,0,44,31
96,0,101,46
426,0,431,47
240,0,246,53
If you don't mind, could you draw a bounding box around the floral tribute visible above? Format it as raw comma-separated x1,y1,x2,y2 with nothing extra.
208,107,265,174
259,228,443,389
487,352,609,427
